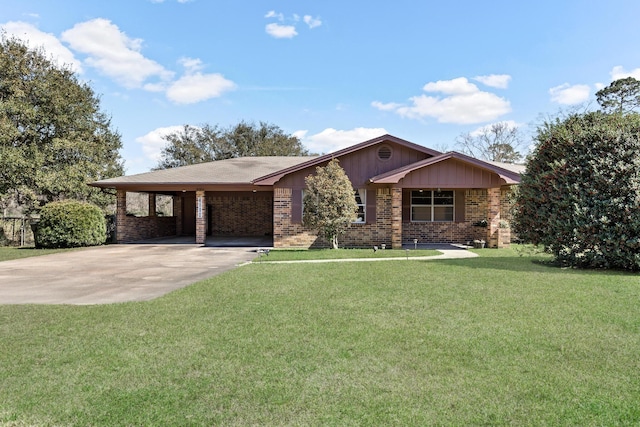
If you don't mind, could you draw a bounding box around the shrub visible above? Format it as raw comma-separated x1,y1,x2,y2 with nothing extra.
35,200,106,248
513,111,640,270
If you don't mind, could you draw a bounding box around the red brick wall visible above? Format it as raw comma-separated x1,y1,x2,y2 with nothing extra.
402,221,484,245
208,192,273,236
118,216,177,242
272,186,515,248
273,188,321,247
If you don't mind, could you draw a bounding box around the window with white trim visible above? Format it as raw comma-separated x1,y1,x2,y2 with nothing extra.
411,190,454,222
354,189,366,223
302,188,367,223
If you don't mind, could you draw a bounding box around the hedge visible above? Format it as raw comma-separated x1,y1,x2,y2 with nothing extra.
34,200,106,248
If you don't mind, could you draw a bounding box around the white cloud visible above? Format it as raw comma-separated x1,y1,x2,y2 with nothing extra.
165,57,235,103
264,11,321,38
473,74,511,89
178,56,204,73
4,18,235,105
166,72,236,104
298,127,387,154
549,83,590,105
61,18,173,88
371,101,403,111
265,23,298,39
423,77,479,95
265,10,284,21
1,21,83,72
135,125,186,163
303,15,322,29
610,65,640,81
376,77,511,124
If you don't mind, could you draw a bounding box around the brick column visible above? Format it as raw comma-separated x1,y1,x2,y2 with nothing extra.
391,187,403,249
195,190,206,244
116,189,127,243
486,187,501,248
173,195,183,236
273,188,292,248
148,193,156,217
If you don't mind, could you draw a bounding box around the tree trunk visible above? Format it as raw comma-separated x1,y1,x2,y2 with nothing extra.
331,234,338,249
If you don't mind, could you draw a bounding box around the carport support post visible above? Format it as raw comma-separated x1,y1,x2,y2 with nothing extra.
486,187,501,248
148,193,156,217
116,189,127,243
195,189,206,244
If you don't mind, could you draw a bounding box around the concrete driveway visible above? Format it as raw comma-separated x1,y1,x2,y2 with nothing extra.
0,244,259,305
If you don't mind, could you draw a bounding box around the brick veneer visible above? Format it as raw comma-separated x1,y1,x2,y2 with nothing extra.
115,189,177,242
273,188,321,247
274,186,428,249
195,190,206,244
207,192,272,236
118,216,177,242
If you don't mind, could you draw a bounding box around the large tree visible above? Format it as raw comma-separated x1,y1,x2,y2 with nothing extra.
513,111,640,270
596,77,640,115
0,35,124,212
155,120,308,169
302,159,358,249
456,122,524,163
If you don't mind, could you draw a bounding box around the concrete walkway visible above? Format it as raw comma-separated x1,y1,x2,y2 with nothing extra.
255,245,478,264
0,243,258,305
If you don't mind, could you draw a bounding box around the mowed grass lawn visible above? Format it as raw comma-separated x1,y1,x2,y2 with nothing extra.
0,246,76,262
1,249,639,425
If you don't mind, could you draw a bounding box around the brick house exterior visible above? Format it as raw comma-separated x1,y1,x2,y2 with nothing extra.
92,135,523,248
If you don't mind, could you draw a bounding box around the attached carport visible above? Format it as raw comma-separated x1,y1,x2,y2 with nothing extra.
90,156,315,245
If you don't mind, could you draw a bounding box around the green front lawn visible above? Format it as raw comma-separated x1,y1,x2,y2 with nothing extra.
1,249,639,425
255,248,440,261
0,246,77,262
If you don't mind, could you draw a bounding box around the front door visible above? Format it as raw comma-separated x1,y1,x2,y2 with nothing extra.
182,193,196,235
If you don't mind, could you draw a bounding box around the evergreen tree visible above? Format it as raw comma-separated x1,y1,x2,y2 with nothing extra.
513,111,640,270
303,159,358,249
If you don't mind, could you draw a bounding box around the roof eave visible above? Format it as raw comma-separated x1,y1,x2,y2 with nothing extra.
253,134,441,185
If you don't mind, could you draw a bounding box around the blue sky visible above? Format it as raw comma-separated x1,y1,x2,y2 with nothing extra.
4,0,640,174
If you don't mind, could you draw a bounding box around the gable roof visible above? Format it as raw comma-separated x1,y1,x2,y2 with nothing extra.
369,151,522,185
91,156,317,188
252,134,441,186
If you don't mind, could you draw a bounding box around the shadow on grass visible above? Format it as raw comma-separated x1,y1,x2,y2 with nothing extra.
429,252,638,277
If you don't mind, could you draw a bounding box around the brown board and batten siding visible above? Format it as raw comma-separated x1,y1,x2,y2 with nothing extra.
398,158,506,189
276,142,432,189
277,141,433,225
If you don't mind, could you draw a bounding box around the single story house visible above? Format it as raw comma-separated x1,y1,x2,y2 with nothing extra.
91,134,523,248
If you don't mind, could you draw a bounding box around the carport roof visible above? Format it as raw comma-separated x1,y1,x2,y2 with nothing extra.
91,156,318,188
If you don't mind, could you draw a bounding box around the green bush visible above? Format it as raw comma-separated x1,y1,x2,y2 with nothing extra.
514,111,640,270
35,200,106,248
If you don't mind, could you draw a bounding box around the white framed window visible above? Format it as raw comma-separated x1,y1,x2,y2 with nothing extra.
411,190,454,222
354,189,366,223
302,188,367,223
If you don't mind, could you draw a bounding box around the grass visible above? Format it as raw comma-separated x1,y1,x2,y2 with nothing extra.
0,246,77,262
255,247,440,261
1,248,640,425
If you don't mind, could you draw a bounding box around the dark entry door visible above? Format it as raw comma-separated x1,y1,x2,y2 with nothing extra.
182,193,196,235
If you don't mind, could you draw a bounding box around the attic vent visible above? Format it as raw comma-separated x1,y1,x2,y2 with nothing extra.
377,145,393,161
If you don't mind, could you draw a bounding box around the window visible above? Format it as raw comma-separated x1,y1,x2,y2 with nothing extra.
302,189,366,223
354,189,366,223
411,190,454,222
